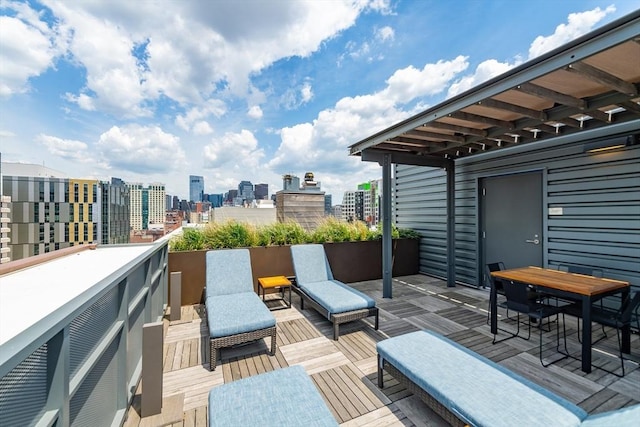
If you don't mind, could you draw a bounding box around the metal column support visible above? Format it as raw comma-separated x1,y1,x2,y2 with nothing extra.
446,163,456,287
169,271,182,321
382,153,393,298
141,322,163,417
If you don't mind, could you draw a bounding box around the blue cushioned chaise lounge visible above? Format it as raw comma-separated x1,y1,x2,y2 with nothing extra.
290,244,378,340
205,248,276,370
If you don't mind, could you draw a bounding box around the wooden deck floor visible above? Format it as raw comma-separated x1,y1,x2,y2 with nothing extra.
124,274,640,426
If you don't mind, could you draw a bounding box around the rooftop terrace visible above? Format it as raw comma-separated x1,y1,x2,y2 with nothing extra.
124,274,640,427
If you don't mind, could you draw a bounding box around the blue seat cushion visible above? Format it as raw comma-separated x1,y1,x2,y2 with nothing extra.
300,280,375,316
208,365,338,427
377,330,587,427
206,292,275,338
580,404,640,427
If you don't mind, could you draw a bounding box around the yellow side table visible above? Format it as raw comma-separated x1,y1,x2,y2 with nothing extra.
257,275,292,310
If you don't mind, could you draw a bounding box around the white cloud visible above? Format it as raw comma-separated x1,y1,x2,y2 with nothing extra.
383,56,469,102
247,105,263,119
447,58,519,98
175,99,227,133
96,124,186,174
37,134,89,162
528,6,616,59
0,9,61,97
301,82,314,103
269,55,468,175
203,129,264,169
376,26,394,42
192,121,213,136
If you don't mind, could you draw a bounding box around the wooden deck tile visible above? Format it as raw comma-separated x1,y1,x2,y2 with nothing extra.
125,274,639,426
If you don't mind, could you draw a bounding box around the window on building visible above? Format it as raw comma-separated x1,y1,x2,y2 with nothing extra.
50,184,55,202
55,243,60,251
74,183,79,202
74,224,79,241
39,223,44,241
39,181,45,202
88,204,93,221
93,184,97,203
83,225,88,241
83,183,88,203
79,204,84,222
92,224,97,242
64,223,69,241
34,244,39,256
65,182,69,203
44,203,50,222
70,203,75,219
55,203,60,222
34,203,39,222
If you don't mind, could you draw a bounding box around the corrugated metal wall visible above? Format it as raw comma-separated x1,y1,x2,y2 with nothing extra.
395,130,640,288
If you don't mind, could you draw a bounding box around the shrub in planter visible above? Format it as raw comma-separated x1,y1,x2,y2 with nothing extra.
256,221,309,246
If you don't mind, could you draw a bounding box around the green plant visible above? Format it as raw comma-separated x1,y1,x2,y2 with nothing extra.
257,221,309,246
169,218,420,251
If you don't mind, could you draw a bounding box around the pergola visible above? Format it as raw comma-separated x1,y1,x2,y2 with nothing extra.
349,11,640,297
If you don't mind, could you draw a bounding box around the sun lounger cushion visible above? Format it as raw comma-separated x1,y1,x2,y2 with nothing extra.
206,292,276,338
206,249,254,297
208,365,338,427
300,280,375,316
377,330,588,427
290,244,334,283
580,404,640,427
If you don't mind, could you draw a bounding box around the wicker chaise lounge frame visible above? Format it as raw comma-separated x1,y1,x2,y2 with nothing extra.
292,285,379,340
377,356,465,427
208,323,276,370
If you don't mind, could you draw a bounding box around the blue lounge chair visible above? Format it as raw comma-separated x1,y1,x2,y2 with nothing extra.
205,248,276,370
290,244,378,340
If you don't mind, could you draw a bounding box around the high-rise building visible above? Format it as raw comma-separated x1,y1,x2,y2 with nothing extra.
238,180,254,202
343,179,386,226
276,172,325,231
189,175,204,202
99,178,130,244
254,183,268,200
1,163,100,260
127,182,165,230
324,194,332,215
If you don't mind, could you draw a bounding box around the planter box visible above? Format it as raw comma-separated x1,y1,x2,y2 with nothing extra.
168,238,419,305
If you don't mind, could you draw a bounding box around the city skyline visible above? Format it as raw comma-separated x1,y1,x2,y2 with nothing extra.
1,1,637,204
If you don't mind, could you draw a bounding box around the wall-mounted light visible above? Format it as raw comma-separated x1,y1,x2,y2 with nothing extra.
583,134,639,154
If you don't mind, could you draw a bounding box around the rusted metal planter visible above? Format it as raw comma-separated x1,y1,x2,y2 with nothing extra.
168,238,419,305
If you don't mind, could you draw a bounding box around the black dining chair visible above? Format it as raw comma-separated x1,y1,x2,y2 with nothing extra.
557,265,607,343
494,280,568,367
486,262,509,324
584,291,640,377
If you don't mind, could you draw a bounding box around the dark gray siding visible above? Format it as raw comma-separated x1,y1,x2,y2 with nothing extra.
395,127,640,288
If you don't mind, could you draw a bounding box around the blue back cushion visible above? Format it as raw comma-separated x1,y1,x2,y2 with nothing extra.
206,248,254,296
290,244,334,285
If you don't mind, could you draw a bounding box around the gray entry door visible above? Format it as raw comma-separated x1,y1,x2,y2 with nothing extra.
482,172,543,278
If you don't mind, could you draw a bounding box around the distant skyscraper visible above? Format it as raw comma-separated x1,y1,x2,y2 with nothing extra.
238,180,254,201
282,174,300,191
254,183,268,200
100,178,130,244
127,182,165,230
189,175,204,202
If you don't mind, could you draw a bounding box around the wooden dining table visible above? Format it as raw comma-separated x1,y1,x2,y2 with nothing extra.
490,266,631,373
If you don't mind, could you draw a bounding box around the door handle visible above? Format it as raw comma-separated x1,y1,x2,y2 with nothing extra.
525,239,540,245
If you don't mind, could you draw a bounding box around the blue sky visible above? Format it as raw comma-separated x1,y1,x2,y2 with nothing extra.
1,0,638,203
